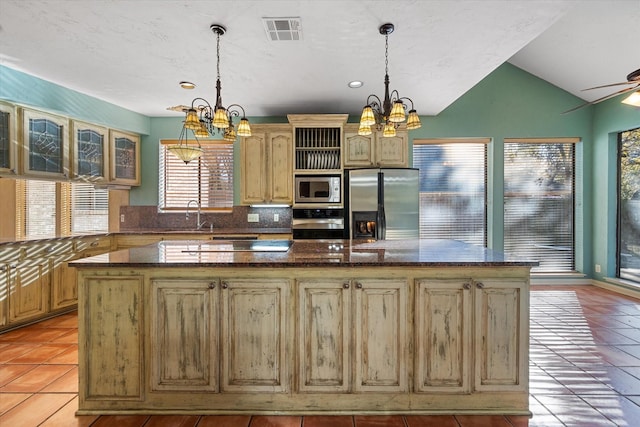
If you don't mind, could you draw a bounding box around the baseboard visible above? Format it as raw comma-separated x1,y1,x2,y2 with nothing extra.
530,273,590,286
592,278,640,300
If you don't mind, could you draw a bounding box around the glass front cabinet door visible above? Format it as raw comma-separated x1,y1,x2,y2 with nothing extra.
72,121,108,182
21,108,70,178
0,102,18,175
110,130,140,186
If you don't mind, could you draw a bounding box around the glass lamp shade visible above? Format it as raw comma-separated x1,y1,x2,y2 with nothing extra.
167,145,204,164
358,124,373,136
406,110,422,130
360,106,376,126
388,101,406,122
194,121,209,138
184,109,201,130
237,118,252,137
223,126,237,142
212,107,230,128
622,90,640,107
382,122,396,137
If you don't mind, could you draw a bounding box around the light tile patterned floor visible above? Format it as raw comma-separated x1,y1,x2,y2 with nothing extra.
0,285,639,426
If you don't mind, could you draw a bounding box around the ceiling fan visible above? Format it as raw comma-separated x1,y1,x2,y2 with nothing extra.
563,67,640,113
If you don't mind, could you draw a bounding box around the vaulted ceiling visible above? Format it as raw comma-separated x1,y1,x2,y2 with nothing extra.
0,0,638,118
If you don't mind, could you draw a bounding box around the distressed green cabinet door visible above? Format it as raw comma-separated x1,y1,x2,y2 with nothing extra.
298,279,350,392
474,278,528,392
221,278,289,392
415,278,472,393
353,278,408,392
150,279,219,391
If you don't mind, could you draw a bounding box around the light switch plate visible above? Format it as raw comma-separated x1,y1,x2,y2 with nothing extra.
247,213,259,223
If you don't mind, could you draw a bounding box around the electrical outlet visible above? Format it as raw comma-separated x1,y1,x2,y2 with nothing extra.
595,264,601,273
247,213,259,223
274,213,279,222
120,214,125,223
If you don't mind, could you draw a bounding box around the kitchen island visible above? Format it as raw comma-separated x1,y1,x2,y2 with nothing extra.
71,239,536,416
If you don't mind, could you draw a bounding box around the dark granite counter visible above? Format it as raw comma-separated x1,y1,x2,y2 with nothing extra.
70,239,537,268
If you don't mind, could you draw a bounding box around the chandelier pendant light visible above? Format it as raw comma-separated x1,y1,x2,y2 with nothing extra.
168,24,251,163
358,23,421,137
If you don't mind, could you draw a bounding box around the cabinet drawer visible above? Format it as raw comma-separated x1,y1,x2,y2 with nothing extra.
75,236,112,253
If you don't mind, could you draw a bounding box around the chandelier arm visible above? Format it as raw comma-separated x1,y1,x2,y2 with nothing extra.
365,94,383,109
397,96,416,110
226,104,247,118
190,97,213,110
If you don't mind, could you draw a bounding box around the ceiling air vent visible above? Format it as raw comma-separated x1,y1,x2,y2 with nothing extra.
262,17,302,41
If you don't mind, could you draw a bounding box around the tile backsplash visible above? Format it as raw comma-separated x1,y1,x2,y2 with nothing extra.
119,205,292,231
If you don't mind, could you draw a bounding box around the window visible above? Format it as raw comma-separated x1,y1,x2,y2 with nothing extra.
15,179,109,239
504,138,577,272
617,127,640,282
413,139,487,246
23,180,57,239
159,140,234,211
71,183,109,234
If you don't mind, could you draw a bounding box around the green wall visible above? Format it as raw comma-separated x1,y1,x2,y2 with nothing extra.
3,62,640,279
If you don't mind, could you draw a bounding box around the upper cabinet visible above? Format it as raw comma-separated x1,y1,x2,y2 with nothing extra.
240,124,293,205
72,121,109,182
21,108,70,178
109,130,140,186
288,114,347,173
344,124,408,168
0,102,18,176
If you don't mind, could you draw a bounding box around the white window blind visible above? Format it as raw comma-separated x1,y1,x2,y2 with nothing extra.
159,140,234,211
504,139,576,272
71,183,109,234
24,180,56,239
413,139,487,246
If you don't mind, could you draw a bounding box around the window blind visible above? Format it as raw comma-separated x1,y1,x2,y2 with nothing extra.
24,180,57,239
71,183,109,234
504,140,575,272
413,139,487,246
159,140,234,211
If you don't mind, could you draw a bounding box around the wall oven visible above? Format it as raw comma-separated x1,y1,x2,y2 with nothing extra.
292,208,345,239
294,174,341,205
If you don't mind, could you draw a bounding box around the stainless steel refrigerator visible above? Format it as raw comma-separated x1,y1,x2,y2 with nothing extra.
345,168,419,240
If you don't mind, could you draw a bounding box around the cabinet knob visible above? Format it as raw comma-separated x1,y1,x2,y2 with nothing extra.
355,282,363,289
476,282,485,289
208,282,216,289
343,282,350,289
221,282,229,289
463,283,471,290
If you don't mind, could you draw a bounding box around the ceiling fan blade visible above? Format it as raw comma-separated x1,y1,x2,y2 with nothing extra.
582,81,636,91
166,105,190,112
562,84,639,114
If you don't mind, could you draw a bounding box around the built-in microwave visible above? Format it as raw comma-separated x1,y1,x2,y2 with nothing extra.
294,174,341,205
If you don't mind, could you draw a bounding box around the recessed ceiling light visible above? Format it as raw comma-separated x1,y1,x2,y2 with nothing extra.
348,81,363,88
179,81,196,89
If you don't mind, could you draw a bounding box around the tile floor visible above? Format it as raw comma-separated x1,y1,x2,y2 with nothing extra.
0,285,639,426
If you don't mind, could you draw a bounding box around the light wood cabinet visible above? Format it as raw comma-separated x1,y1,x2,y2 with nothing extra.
344,125,408,168
240,125,293,205
8,261,49,323
474,278,528,392
415,277,528,394
415,278,471,393
150,279,219,392
20,108,70,178
298,278,407,393
0,102,18,175
221,278,289,393
50,257,79,310
80,275,143,401
71,120,109,182
109,130,140,186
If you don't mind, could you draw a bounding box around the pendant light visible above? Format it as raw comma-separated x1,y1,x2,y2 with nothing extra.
358,23,421,137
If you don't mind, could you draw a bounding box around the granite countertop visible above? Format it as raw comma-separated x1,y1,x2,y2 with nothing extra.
69,239,538,268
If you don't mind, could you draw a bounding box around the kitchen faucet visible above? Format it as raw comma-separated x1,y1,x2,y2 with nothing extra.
186,199,208,230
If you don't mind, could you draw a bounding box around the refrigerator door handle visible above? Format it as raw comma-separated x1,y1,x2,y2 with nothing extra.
377,171,386,240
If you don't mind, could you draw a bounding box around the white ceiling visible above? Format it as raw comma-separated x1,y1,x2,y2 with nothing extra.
0,0,638,118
